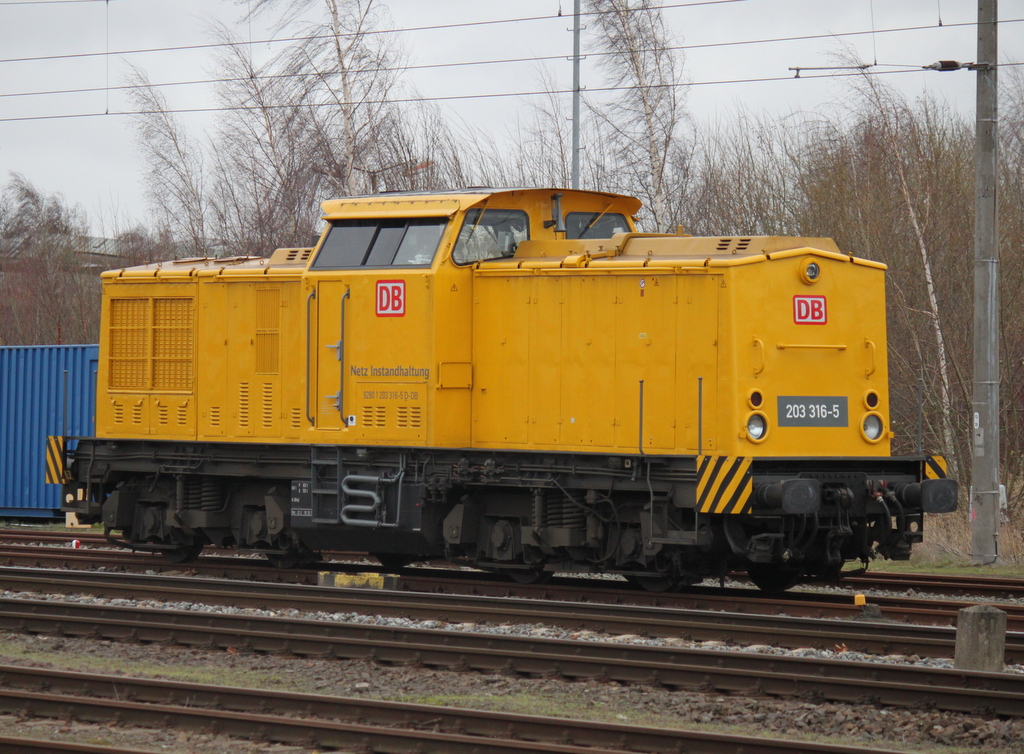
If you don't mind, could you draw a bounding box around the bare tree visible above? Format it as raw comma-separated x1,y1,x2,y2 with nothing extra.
125,66,211,255
841,71,968,479
126,1,467,256
246,0,408,196
206,24,324,255
584,0,688,231
996,66,1024,517
0,174,98,345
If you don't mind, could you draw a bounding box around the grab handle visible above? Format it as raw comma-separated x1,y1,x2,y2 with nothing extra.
752,337,765,376
776,343,847,351
339,287,350,425
305,289,316,426
864,339,876,378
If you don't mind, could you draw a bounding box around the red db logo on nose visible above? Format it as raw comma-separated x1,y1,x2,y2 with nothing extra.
793,295,827,324
376,280,405,317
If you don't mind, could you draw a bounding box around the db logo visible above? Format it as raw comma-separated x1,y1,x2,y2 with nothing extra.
793,295,827,324
376,280,405,317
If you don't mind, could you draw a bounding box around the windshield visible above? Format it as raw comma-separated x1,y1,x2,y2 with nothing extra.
565,212,630,239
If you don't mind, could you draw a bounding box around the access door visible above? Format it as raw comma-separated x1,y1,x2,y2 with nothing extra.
314,276,433,442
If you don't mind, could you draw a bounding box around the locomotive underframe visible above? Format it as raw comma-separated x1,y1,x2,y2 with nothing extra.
63,438,953,590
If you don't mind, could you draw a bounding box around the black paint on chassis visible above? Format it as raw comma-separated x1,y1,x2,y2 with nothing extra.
62,438,947,588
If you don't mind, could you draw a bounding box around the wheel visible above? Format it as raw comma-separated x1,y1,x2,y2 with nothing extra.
161,542,204,564
746,563,803,594
626,574,678,592
505,568,552,585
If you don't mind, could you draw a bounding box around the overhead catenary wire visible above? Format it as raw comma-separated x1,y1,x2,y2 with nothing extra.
3,16,1021,104
0,1,1008,69
0,0,751,66
0,0,105,5
2,64,1006,125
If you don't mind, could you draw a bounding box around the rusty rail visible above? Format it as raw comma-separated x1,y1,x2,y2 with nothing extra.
0,664,924,754
1,596,1022,716
1,566,1022,663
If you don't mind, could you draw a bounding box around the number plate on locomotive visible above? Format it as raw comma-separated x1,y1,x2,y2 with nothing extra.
777,396,848,427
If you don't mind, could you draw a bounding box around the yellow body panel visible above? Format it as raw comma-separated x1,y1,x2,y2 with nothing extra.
94,189,890,462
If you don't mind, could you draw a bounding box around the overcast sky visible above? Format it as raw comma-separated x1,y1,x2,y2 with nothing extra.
1,0,1021,234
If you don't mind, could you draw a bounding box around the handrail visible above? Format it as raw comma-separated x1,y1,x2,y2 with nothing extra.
340,474,383,527
697,376,704,452
305,288,316,426
339,287,351,426
776,343,847,350
864,339,877,377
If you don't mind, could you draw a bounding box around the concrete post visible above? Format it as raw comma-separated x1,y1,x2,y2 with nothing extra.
954,604,1006,672
970,0,1000,564
571,0,582,190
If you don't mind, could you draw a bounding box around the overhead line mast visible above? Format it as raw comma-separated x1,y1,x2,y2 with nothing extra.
571,0,582,190
972,0,1001,564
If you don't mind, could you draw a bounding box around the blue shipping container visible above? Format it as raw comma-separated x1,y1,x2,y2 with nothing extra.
0,344,98,517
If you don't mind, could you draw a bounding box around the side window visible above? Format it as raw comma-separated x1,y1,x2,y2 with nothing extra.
393,221,446,266
565,212,630,239
452,208,530,265
363,222,406,266
311,220,377,269
310,218,447,269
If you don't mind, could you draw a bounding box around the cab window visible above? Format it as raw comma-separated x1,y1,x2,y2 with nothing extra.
311,218,446,269
565,212,630,239
452,208,529,265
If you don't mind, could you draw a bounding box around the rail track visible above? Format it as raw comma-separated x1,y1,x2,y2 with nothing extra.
840,569,1024,599
2,539,1021,638
0,737,154,754
2,565,1023,664
2,530,1020,752
5,527,1024,598
7,526,1024,596
1,593,1022,717
0,663,920,754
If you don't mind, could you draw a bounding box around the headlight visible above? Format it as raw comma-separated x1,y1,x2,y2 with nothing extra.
800,258,822,284
862,413,884,442
747,412,767,441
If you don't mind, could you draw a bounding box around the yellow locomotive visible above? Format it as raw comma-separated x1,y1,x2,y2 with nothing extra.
62,188,956,591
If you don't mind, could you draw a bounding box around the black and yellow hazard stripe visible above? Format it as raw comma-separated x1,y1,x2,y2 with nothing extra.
924,455,948,480
696,455,753,514
45,436,66,484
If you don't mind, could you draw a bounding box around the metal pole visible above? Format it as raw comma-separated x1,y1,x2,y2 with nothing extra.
571,0,582,190
971,0,1000,564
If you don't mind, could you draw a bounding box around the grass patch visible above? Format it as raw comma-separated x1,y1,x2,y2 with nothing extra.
0,639,305,692
864,557,1024,578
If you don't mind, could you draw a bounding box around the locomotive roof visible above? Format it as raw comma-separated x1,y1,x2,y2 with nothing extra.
100,188,885,277
319,187,643,220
